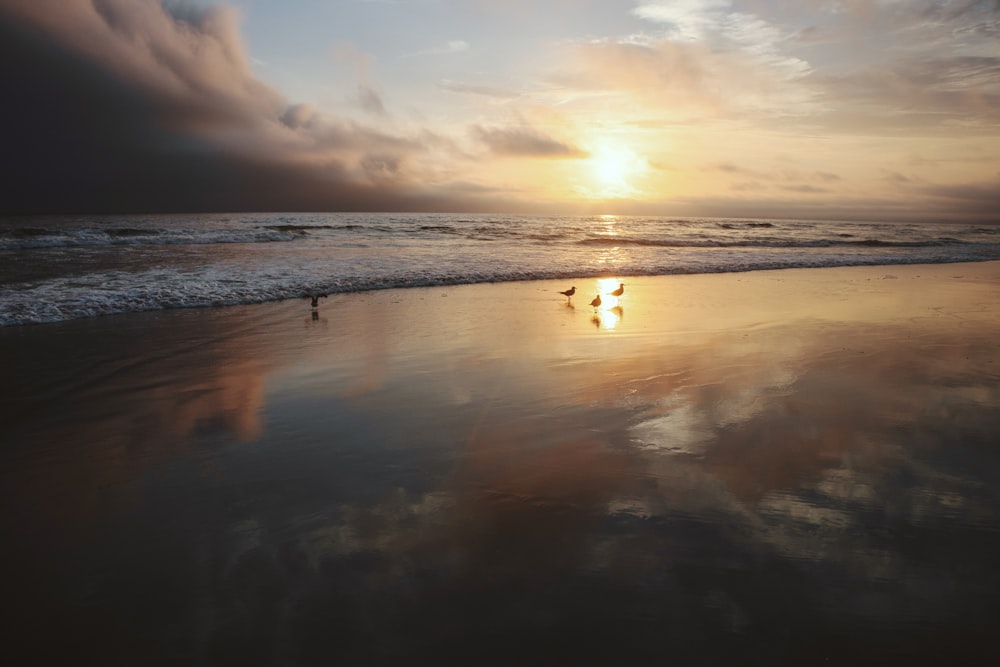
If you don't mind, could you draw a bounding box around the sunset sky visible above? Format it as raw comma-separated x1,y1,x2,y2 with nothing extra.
1,0,998,220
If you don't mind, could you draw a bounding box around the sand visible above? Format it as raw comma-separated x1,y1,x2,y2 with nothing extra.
2,262,999,665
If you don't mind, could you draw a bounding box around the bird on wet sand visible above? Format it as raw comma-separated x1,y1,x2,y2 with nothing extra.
559,286,576,301
589,294,602,311
610,283,625,298
305,293,327,308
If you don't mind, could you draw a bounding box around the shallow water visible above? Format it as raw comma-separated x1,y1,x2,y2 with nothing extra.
2,267,999,665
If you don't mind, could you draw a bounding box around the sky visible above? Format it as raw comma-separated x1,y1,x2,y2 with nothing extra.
1,0,998,221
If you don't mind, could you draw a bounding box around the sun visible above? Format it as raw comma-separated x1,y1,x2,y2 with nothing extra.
593,146,630,185
586,142,647,198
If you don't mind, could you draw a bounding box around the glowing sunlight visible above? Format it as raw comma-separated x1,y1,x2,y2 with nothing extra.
596,278,624,309
589,277,624,330
586,142,648,199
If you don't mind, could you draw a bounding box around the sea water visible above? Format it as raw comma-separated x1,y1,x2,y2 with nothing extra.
2,212,999,326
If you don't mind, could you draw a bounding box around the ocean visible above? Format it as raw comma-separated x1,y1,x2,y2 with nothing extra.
2,212,999,326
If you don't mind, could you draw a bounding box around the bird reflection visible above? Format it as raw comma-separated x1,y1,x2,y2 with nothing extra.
592,305,623,329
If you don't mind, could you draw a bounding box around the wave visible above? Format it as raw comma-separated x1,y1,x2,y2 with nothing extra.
577,236,967,249
0,226,304,249
2,254,992,327
263,224,362,232
716,221,775,229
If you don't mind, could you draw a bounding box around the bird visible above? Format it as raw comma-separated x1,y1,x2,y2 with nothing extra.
305,293,327,308
610,283,625,297
589,294,602,311
559,286,576,301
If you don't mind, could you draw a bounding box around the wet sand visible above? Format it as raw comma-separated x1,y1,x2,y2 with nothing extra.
2,262,999,665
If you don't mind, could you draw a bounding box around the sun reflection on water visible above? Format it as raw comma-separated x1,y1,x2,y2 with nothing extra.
596,278,622,308
594,306,621,330
586,277,626,329
597,214,619,235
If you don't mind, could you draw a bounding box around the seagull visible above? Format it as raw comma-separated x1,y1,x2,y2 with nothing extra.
589,294,602,311
305,293,327,308
610,283,625,298
559,286,576,301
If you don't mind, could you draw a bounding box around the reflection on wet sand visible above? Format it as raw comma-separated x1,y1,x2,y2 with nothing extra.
0,308,287,665
255,303,1000,662
1,311,269,573
591,304,623,329
2,264,1000,665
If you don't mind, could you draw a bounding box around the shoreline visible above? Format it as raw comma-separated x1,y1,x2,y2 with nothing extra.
3,257,999,329
2,260,999,664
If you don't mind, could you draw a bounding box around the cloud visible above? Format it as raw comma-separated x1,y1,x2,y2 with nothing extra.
814,56,1000,131
406,39,471,57
561,12,815,121
712,162,770,179
632,0,733,40
917,179,1000,220
355,84,388,116
707,162,843,189
0,0,483,213
633,0,811,78
622,0,1000,133
280,103,319,129
779,1,1000,131
471,124,586,158
437,79,521,99
781,184,830,194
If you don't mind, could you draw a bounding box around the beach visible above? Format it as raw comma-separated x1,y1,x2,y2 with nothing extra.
2,261,999,665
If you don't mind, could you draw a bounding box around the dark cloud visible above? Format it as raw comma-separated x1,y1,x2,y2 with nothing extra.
882,170,915,185
712,162,769,179
657,188,1000,223
919,179,1000,214
710,162,843,187
472,124,586,158
355,84,387,116
280,103,318,130
0,0,479,213
781,184,830,194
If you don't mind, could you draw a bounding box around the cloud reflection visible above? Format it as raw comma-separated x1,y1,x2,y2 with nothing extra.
267,314,1000,599
1,310,272,546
